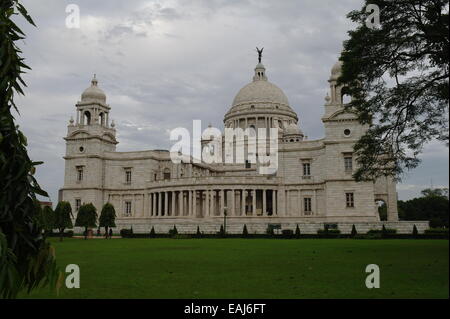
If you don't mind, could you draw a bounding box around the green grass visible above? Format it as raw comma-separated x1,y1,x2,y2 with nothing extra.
19,238,448,299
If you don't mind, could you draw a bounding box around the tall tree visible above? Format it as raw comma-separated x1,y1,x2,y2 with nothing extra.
398,188,449,227
421,187,449,198
54,201,73,241
99,203,116,239
0,1,58,298
338,0,449,181
39,206,55,238
75,203,98,240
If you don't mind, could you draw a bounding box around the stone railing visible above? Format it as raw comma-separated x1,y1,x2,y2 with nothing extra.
146,175,282,190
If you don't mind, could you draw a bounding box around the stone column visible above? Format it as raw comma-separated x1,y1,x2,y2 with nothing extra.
209,190,216,216
157,192,162,216
152,193,156,216
179,190,184,216
205,190,210,217
171,191,176,216
241,189,246,216
263,189,267,216
252,189,256,216
273,190,277,215
192,190,197,217
231,190,235,216
188,191,193,217
164,191,169,217
220,189,225,216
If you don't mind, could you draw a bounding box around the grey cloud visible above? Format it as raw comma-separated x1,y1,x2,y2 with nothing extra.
15,0,448,202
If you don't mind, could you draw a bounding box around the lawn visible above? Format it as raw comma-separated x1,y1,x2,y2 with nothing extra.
19,238,448,299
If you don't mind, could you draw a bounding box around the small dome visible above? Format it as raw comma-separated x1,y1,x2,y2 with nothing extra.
284,122,303,136
330,60,343,80
81,75,106,103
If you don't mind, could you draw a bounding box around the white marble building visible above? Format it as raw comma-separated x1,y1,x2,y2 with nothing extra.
59,58,428,234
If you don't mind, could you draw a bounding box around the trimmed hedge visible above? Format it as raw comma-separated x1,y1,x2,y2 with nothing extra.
117,227,448,239
47,230,74,238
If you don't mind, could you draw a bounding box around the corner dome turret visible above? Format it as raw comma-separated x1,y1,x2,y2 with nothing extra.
330,60,343,81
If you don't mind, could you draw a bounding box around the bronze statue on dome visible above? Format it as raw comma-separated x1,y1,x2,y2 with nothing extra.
256,47,264,63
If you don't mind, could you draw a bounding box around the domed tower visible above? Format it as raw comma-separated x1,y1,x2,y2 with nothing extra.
65,75,118,157
322,60,362,141
61,76,118,211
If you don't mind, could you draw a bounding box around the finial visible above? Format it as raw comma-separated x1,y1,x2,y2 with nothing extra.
69,116,74,125
91,74,98,86
256,47,264,63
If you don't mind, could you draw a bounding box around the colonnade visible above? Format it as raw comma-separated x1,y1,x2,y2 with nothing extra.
148,189,278,218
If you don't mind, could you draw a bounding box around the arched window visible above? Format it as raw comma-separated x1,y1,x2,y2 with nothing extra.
341,87,352,105
83,111,91,125
249,125,256,137
99,112,105,126
375,199,388,221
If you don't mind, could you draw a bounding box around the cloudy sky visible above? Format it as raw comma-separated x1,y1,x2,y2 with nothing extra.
15,0,449,203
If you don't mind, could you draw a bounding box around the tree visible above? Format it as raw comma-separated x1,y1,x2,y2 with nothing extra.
412,224,419,237
351,224,358,238
39,206,55,238
54,201,73,241
398,188,449,227
75,203,97,240
0,0,59,298
99,203,116,239
242,224,248,238
421,188,449,198
149,226,156,238
195,226,202,238
295,225,301,239
338,0,449,181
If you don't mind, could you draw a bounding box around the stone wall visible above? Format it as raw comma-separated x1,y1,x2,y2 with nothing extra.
76,218,429,235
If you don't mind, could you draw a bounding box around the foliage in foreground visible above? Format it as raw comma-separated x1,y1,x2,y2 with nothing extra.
0,1,59,298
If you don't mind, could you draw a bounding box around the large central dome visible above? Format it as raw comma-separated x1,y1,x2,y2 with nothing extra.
232,79,290,106
224,61,298,128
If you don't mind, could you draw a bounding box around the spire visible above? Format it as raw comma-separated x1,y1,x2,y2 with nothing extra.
91,74,98,86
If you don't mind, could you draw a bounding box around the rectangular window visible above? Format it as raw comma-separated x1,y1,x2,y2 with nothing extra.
346,193,354,208
344,156,353,172
124,201,132,216
76,166,84,181
245,160,251,169
303,163,311,176
125,170,132,184
75,199,81,212
304,197,312,214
